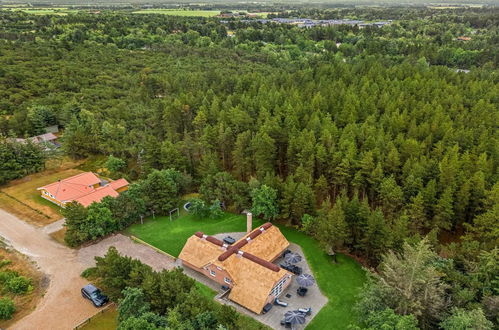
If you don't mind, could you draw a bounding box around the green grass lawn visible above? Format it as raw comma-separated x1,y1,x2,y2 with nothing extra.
128,213,265,257
277,226,366,329
195,281,217,299
132,9,220,17
128,213,366,329
80,305,118,330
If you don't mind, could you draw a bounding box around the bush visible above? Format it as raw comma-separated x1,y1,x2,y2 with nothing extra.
0,270,18,284
0,297,15,320
81,267,97,279
188,198,209,218
208,200,223,219
0,260,12,268
6,276,32,294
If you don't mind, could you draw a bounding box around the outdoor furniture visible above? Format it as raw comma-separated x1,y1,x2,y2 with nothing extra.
298,307,312,316
297,287,308,296
285,253,302,264
282,249,292,258
284,310,306,327
291,265,303,275
223,236,236,245
296,274,315,287
280,263,303,275
262,303,273,314
280,320,292,328
274,298,288,307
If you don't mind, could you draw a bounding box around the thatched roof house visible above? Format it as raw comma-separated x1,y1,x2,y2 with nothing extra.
179,222,292,314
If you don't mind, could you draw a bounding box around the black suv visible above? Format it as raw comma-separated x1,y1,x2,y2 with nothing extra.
81,284,109,307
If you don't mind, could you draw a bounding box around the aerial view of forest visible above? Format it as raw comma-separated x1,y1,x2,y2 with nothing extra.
0,2,497,330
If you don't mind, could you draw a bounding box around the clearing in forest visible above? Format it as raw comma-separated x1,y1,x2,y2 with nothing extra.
128,213,366,329
0,161,84,225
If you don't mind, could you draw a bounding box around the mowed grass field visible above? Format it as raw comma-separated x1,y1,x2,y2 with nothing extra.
128,212,264,256
0,8,79,15
0,167,83,225
132,9,221,17
128,213,366,329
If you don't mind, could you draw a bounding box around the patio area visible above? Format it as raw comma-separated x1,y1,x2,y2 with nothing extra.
179,232,328,329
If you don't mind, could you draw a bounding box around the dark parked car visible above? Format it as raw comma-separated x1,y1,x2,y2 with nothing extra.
81,284,108,307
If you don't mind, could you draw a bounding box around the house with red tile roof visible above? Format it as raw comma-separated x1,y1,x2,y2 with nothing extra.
179,220,292,314
37,172,129,207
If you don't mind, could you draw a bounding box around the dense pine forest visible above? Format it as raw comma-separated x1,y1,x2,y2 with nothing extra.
0,5,498,329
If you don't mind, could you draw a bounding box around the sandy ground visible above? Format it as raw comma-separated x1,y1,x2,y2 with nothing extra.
0,208,176,330
0,208,96,330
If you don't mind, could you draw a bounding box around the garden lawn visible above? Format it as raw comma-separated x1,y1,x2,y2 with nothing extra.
277,226,366,329
128,213,366,329
128,213,265,257
79,305,118,330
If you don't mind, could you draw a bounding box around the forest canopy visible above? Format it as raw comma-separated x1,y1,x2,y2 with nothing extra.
0,6,497,329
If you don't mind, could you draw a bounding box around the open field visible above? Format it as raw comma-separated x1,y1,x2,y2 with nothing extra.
0,167,83,225
0,7,80,15
132,9,220,17
128,213,366,329
79,305,118,330
0,246,46,329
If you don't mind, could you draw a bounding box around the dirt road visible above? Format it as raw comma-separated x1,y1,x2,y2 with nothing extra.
0,209,176,330
0,208,96,330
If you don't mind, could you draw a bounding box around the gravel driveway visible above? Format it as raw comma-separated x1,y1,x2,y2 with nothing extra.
0,208,175,330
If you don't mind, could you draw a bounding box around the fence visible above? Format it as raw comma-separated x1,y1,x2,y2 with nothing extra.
130,235,177,261
73,303,116,329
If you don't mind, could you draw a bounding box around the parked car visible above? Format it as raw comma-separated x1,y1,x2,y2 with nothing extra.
81,284,108,307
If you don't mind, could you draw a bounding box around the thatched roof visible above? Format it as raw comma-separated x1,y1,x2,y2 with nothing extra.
222,254,289,313
178,235,224,269
179,223,291,314
239,225,289,262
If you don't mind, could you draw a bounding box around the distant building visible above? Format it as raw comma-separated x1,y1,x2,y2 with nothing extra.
179,219,293,314
11,132,59,150
37,172,129,207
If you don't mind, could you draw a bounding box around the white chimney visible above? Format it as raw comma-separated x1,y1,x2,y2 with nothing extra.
246,212,252,234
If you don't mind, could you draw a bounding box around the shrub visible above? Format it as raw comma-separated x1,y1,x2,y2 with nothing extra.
0,270,18,284
6,276,32,294
188,198,209,218
81,267,97,279
208,200,223,219
0,260,12,268
0,297,15,320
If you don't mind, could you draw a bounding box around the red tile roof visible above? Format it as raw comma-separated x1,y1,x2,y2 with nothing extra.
38,172,101,202
109,178,129,190
38,172,128,207
75,185,119,207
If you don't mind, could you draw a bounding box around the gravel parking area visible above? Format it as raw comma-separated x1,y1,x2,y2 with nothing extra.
78,234,176,271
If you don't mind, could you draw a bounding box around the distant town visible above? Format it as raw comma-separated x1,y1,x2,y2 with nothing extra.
229,17,392,28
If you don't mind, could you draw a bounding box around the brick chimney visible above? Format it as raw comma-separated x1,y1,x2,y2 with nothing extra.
246,212,252,234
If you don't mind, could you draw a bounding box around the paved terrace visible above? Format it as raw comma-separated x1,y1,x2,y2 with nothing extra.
179,232,328,330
